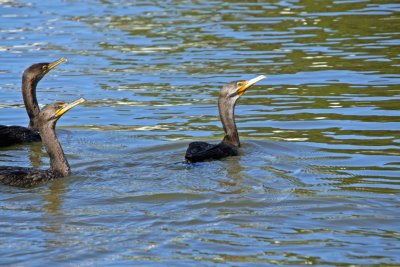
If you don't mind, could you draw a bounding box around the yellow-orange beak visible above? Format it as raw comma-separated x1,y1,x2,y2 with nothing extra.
236,75,266,96
54,98,85,118
44,57,67,74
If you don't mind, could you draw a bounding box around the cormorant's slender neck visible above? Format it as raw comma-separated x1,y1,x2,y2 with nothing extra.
218,97,240,147
22,75,40,130
39,122,70,177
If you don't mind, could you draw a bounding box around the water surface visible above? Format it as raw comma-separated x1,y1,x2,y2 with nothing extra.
1,0,400,266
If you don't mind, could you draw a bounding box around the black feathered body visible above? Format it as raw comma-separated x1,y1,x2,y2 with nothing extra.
0,125,41,147
0,166,58,188
185,141,238,163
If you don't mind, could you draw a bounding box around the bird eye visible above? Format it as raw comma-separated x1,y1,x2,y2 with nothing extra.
237,82,244,87
42,65,48,71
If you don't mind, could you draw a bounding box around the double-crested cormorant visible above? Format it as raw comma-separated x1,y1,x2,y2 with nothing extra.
185,75,266,163
0,98,85,188
0,58,66,147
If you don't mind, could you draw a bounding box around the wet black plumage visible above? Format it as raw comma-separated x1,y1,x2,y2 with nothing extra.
0,125,40,147
185,75,265,163
185,141,238,162
0,167,59,188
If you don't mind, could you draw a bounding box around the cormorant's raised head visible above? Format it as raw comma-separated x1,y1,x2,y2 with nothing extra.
23,57,67,83
39,98,85,126
219,75,266,102
217,75,265,147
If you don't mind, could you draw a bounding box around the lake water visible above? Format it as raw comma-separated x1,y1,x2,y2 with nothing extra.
1,0,399,265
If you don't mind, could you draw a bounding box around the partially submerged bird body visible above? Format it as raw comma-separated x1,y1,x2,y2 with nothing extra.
185,75,265,163
0,58,66,147
185,141,238,162
0,98,85,188
0,167,60,188
0,125,41,146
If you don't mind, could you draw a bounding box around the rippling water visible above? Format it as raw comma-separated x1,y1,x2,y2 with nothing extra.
1,0,400,265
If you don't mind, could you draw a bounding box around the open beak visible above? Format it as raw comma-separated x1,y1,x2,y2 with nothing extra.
236,75,266,96
44,57,67,74
54,98,85,118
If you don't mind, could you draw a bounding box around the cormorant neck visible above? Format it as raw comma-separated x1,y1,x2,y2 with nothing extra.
218,97,240,147
39,122,70,177
22,75,40,130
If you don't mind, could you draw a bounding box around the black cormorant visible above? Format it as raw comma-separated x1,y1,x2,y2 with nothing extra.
0,58,66,147
185,75,265,163
0,98,85,188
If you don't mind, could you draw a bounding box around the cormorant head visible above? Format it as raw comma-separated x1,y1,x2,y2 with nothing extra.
39,98,85,125
219,75,266,103
23,57,67,83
